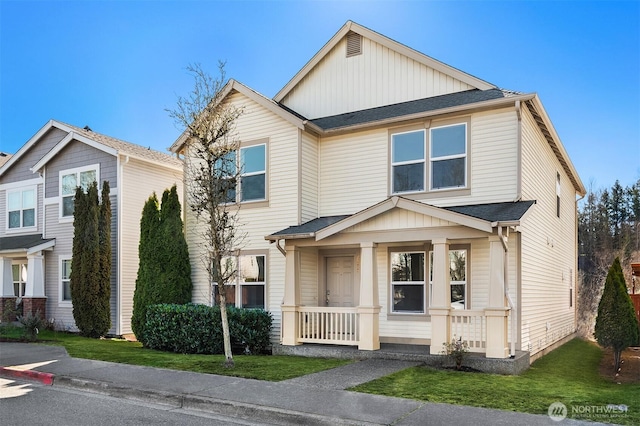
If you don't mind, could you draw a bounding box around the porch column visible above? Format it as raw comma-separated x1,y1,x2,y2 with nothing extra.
485,235,509,358
281,245,300,346
358,242,380,350
0,257,17,321
430,238,451,355
23,251,46,319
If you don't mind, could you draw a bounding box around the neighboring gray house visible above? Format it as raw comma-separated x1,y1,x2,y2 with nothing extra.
0,120,182,335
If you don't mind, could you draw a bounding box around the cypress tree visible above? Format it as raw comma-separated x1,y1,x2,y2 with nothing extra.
71,182,102,337
158,185,192,304
132,193,160,342
594,257,639,371
95,180,112,336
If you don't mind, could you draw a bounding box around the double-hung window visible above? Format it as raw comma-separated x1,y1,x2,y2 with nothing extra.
390,251,426,313
12,263,27,297
429,248,467,309
391,130,426,194
60,258,72,303
7,187,36,229
214,143,267,204
214,254,266,309
430,124,467,190
61,165,98,217
240,144,266,202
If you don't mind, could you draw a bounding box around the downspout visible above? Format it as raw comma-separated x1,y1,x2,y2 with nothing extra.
41,167,46,239
498,225,516,358
116,155,129,336
274,239,286,256
575,192,586,329
514,100,523,202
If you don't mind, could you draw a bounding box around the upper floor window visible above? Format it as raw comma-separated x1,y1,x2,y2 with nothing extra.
240,144,266,202
7,186,36,229
215,143,267,204
430,123,467,190
391,130,426,194
60,165,98,217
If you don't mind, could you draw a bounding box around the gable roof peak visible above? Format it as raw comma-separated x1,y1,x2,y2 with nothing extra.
274,21,495,103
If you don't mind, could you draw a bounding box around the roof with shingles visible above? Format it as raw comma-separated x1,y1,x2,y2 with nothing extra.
309,88,521,131
61,122,182,168
0,234,55,252
266,200,534,239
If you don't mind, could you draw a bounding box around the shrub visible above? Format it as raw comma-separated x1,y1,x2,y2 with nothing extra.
442,336,470,370
144,304,272,355
18,310,45,341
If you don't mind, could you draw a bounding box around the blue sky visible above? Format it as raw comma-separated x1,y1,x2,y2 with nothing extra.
1,0,638,189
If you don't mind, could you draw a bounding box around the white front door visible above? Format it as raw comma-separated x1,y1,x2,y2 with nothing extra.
326,256,355,307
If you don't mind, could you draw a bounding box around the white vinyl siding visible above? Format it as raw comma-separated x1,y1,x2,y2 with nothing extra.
300,131,319,223
281,35,474,119
519,106,577,356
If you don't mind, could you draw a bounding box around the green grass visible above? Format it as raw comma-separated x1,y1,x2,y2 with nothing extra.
351,339,639,425
0,327,351,382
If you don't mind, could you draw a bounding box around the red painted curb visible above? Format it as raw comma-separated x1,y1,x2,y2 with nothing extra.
0,367,54,385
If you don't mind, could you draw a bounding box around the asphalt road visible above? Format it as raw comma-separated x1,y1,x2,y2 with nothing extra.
0,378,272,426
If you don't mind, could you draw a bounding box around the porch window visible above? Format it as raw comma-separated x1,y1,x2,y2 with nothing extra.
430,124,466,190
429,248,467,309
61,258,72,302
60,165,98,217
391,130,426,194
7,187,36,229
12,263,27,297
390,251,425,313
214,254,266,309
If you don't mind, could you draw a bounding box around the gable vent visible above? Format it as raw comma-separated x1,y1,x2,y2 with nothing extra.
346,31,362,57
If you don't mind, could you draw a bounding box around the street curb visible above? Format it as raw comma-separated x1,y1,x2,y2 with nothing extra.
53,375,378,426
0,367,54,385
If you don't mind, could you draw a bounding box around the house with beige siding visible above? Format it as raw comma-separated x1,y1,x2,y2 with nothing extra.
171,21,585,363
0,120,182,335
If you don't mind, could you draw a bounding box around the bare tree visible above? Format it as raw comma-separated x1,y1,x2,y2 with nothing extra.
168,62,244,367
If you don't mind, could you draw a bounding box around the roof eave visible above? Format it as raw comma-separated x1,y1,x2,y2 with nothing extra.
265,232,315,241
309,93,536,136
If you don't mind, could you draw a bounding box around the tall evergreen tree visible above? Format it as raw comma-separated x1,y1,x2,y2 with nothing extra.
96,181,112,336
594,257,639,371
132,193,161,342
70,182,104,337
132,187,191,344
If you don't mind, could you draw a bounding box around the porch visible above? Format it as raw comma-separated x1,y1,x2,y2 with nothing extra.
272,342,530,375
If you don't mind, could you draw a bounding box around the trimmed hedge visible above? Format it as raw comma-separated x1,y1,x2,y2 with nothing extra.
144,304,272,355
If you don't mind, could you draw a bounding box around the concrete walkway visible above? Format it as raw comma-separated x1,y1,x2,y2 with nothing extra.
0,342,600,425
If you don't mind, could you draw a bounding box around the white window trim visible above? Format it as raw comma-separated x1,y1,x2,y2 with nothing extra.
6,185,38,232
59,256,73,306
391,129,426,195
11,261,27,298
428,247,468,309
390,250,427,314
216,252,267,309
429,123,468,191
59,164,100,221
239,143,267,203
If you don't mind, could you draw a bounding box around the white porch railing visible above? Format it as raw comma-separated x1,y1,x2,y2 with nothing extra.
297,307,359,345
450,309,487,353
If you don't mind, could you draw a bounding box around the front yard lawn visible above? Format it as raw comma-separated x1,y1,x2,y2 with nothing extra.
0,327,351,382
350,339,639,425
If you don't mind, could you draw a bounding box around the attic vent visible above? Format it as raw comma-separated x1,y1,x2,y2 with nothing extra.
346,31,362,57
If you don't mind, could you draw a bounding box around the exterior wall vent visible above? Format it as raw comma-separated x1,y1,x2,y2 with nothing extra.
346,31,362,57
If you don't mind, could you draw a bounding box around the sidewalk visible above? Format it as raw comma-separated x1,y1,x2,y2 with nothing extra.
0,342,597,425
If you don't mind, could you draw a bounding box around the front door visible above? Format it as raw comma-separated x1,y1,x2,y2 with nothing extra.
326,256,355,307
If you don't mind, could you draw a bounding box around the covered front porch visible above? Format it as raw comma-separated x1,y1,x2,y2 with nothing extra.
267,197,534,360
